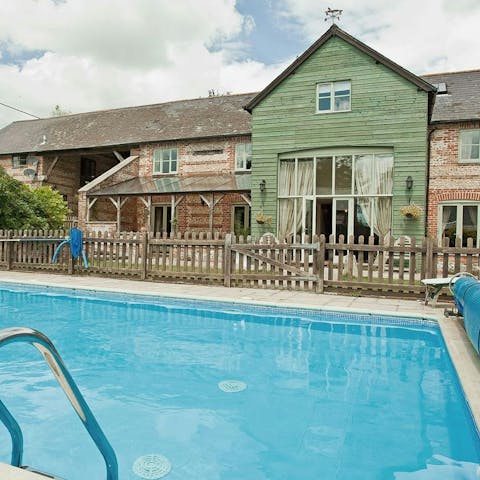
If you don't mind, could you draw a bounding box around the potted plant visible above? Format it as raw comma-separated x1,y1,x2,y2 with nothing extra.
400,203,423,219
255,211,272,225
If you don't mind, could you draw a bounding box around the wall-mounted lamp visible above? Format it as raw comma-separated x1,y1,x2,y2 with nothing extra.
406,176,413,191
259,179,266,193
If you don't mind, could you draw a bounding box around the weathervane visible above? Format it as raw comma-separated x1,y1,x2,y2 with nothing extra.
325,7,343,24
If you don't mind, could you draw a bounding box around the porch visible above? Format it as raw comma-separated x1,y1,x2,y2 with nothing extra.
82,173,252,235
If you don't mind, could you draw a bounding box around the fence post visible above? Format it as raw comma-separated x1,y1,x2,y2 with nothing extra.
141,231,148,280
68,255,74,275
425,236,434,279
224,233,232,287
316,234,325,293
5,231,12,271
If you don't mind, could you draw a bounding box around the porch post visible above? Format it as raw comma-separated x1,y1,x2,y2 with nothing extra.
146,196,152,232
209,193,214,234
171,195,175,222
86,197,98,223
116,196,121,232
139,196,152,232
108,196,123,232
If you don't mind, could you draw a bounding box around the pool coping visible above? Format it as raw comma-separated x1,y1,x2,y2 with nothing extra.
0,271,479,431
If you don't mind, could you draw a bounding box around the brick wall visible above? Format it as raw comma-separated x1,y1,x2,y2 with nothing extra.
79,156,140,228
0,154,44,187
1,152,119,216
427,121,480,237
134,192,250,233
138,135,251,176
82,136,252,233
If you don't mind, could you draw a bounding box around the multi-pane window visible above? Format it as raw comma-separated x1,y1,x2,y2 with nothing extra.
12,155,27,168
153,148,178,174
278,154,394,240
235,143,252,170
439,203,480,247
317,81,351,113
459,130,480,162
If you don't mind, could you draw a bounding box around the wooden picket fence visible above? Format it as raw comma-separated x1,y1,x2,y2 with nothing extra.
0,229,479,297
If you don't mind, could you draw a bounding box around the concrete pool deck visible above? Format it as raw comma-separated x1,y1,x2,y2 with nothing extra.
0,270,479,430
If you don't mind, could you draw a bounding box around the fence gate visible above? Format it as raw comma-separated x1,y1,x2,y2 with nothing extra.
224,235,321,291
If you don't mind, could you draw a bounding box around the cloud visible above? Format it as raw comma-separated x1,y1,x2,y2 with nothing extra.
0,0,285,128
1,0,478,130
0,0,245,69
277,0,480,74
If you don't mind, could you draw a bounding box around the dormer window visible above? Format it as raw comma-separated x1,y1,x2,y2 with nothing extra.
432,82,447,94
317,80,351,113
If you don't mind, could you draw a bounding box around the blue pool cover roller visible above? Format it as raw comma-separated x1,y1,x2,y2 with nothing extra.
453,276,480,353
52,228,88,268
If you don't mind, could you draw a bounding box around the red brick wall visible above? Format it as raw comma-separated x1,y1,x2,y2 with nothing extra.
138,135,251,177
427,121,480,237
0,154,44,187
134,192,250,234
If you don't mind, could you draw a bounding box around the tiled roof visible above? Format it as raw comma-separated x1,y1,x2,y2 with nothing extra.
422,70,480,123
0,93,256,155
88,173,251,196
0,68,477,157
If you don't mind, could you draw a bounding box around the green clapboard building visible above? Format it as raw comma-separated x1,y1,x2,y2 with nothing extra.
246,25,436,242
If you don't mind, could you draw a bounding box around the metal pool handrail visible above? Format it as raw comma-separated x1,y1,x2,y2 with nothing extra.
0,327,118,480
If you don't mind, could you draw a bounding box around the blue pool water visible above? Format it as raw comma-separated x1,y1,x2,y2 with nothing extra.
0,283,478,480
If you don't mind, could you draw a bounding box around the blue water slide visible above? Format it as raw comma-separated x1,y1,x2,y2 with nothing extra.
453,275,480,353
52,228,89,268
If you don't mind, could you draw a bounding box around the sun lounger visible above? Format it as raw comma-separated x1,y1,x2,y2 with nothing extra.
421,277,458,306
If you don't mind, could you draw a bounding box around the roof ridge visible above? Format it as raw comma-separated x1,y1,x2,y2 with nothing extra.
8,91,259,126
422,68,480,77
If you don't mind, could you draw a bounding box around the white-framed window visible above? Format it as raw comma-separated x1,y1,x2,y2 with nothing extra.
316,80,351,113
235,143,252,171
439,202,480,247
153,147,178,174
277,152,393,240
459,130,480,162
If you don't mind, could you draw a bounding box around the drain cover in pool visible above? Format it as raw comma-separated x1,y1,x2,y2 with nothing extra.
218,380,247,393
132,454,171,479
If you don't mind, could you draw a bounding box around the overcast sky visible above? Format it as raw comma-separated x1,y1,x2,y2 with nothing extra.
0,0,479,128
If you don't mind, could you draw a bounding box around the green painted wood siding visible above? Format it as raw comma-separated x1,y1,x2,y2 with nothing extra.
251,36,429,238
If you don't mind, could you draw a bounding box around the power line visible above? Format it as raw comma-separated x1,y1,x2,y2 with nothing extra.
0,101,40,119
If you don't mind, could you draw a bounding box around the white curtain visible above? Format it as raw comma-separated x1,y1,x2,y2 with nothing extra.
372,155,393,237
295,159,314,235
278,160,296,240
354,155,374,235
355,154,393,238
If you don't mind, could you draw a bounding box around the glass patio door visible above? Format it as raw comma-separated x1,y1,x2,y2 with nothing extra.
333,198,354,242
302,197,314,241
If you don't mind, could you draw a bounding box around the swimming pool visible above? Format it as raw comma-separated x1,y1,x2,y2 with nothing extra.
0,283,478,480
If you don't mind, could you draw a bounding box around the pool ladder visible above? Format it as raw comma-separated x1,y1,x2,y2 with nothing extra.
0,327,118,480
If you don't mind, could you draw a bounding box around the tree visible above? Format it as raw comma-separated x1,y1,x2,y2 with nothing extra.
31,186,70,229
0,166,69,230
